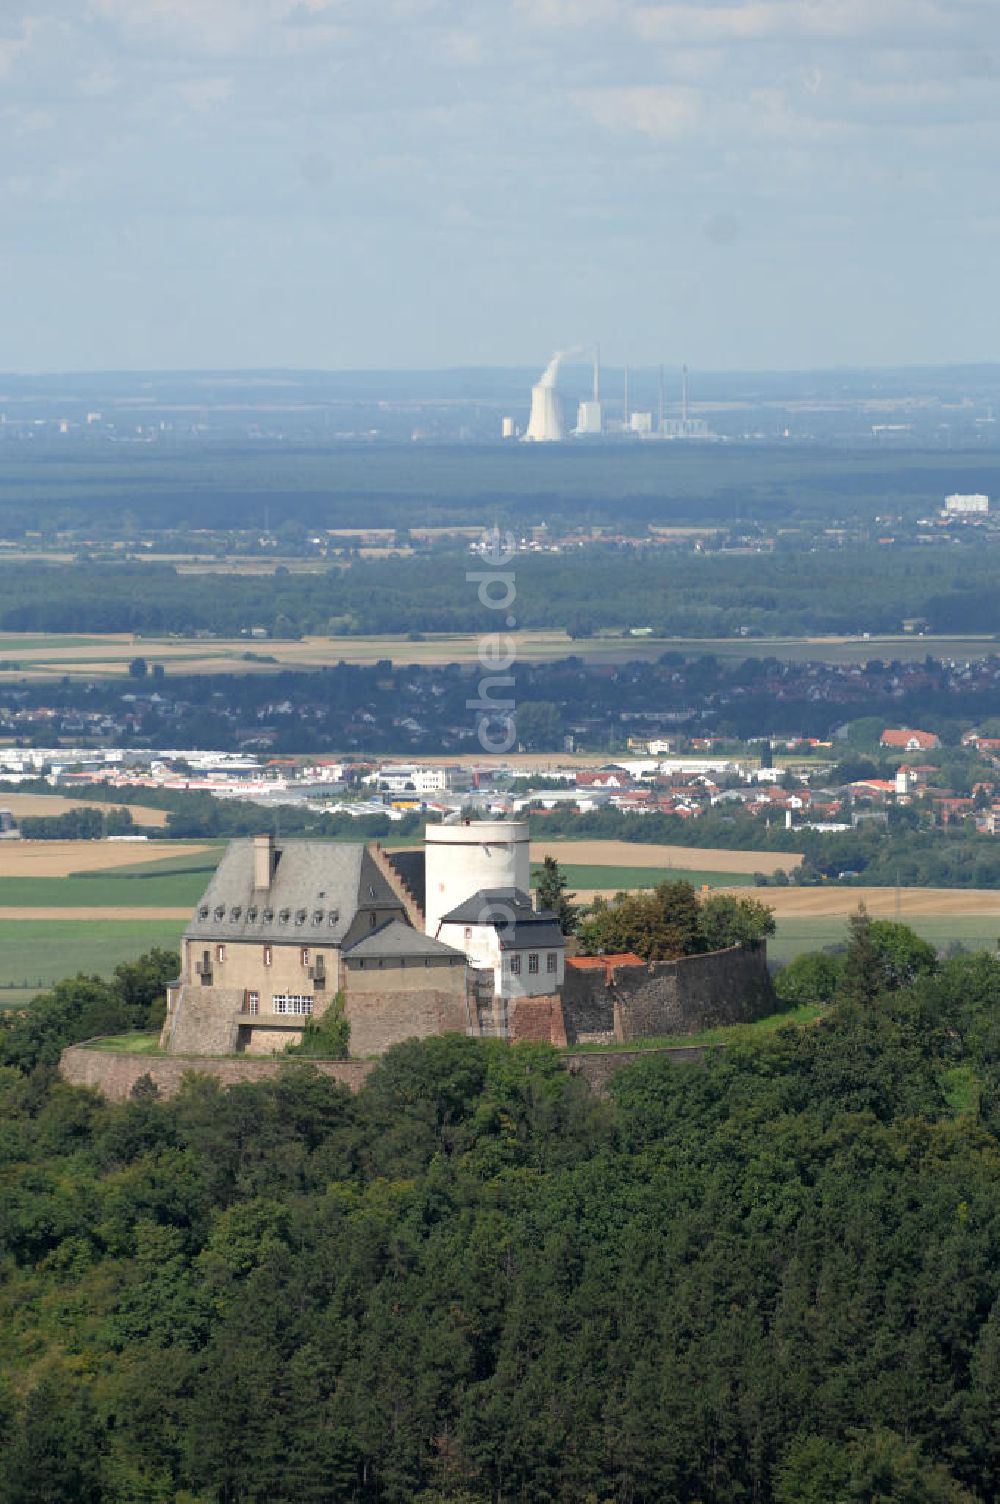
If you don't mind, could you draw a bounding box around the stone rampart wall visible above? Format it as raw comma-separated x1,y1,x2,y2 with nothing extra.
562,943,774,1043
60,1044,375,1102
60,1039,711,1102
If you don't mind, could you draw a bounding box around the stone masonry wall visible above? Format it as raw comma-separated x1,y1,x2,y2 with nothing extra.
162,985,243,1055
60,1044,376,1102
344,966,471,1056
562,943,775,1043
60,1040,711,1101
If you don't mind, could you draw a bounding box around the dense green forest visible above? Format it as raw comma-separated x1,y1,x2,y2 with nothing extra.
2,440,1000,535
3,932,1000,1500
2,543,1000,637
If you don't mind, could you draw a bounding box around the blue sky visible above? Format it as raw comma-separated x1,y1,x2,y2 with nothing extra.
3,0,999,370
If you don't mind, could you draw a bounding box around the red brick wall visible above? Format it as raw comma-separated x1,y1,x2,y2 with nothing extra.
508,994,569,1047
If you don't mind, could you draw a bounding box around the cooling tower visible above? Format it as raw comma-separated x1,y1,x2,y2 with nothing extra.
525,383,565,442
523,349,569,442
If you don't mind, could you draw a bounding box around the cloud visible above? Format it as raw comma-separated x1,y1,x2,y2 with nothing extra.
177,75,234,111
632,0,961,46
573,84,701,138
0,18,36,76
513,0,618,25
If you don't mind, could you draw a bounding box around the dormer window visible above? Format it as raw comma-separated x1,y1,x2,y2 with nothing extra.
263,908,274,923
199,905,209,919
295,908,307,926
313,910,324,924
230,906,241,921
248,906,258,922
279,908,291,924
214,905,225,921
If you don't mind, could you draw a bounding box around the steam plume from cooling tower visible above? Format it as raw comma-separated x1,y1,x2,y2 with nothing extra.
524,348,574,442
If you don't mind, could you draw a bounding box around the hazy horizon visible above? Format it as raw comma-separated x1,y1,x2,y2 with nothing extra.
4,0,999,371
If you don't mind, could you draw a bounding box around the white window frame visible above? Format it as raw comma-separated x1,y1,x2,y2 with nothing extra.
509,954,521,975
546,952,557,974
528,953,539,975
271,994,314,1016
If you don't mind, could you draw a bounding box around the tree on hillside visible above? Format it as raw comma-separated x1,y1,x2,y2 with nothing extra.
576,880,702,961
841,907,937,1005
533,856,579,935
697,893,776,951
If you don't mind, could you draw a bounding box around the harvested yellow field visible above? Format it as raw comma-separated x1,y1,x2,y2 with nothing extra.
0,906,191,920
0,841,210,877
532,840,803,875
731,886,1000,920
1,793,170,827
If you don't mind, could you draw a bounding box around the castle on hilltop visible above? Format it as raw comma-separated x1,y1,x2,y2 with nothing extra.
160,819,774,1058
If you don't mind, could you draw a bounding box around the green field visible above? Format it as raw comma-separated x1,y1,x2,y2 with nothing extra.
96,847,224,876
0,919,186,995
770,914,1000,964
0,870,212,907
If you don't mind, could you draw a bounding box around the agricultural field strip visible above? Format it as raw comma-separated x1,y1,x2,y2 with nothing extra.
0,794,171,826
0,840,213,877
532,840,803,874
0,917,188,992
1,629,997,679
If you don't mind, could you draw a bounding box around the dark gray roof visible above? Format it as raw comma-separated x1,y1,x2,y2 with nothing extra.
185,839,404,946
343,919,465,962
438,887,565,951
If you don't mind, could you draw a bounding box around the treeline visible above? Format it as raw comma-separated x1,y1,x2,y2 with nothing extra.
2,439,999,538
18,807,137,840
4,938,1000,1498
4,544,1000,636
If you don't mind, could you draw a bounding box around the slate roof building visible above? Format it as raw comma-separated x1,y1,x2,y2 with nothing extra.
161,835,468,1057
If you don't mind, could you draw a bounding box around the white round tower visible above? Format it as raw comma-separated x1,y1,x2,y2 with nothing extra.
424,819,530,936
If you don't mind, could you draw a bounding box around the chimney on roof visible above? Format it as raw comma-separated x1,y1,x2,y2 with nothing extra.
253,833,274,891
